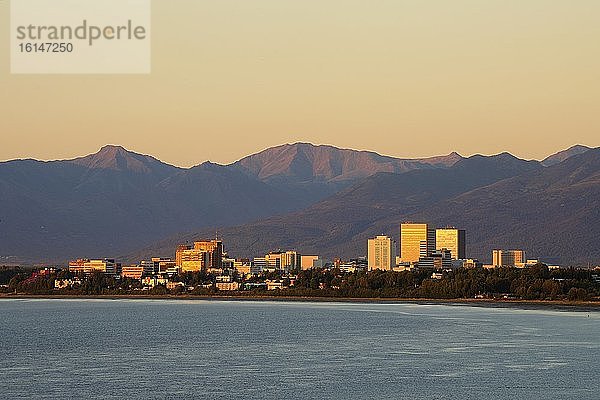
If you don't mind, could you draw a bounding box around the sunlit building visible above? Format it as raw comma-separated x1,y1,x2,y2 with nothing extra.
152,257,177,273
435,228,466,260
301,255,322,270
253,257,269,271
234,259,262,276
265,251,301,271
216,281,240,291
368,235,397,271
121,265,145,279
193,240,223,269
68,259,116,275
400,223,436,262
179,248,205,272
492,250,525,267
176,240,223,272
175,244,192,267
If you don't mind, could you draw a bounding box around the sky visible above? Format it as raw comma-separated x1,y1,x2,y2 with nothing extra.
1,0,599,167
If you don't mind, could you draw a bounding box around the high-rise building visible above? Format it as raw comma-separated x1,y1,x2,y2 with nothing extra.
175,244,192,267
264,251,301,271
301,255,322,270
368,235,397,271
176,240,223,272
400,223,436,262
436,228,466,260
193,240,223,269
492,250,525,267
179,248,205,272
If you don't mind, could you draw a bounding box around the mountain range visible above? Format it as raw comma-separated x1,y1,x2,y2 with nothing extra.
0,143,597,266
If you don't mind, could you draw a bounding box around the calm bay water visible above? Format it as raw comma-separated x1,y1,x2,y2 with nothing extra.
0,299,598,399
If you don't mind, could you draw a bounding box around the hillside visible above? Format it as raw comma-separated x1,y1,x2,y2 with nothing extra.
541,144,591,167
0,146,302,263
2,143,596,265
134,152,545,263
0,143,459,264
408,147,600,264
231,142,463,201
139,148,600,266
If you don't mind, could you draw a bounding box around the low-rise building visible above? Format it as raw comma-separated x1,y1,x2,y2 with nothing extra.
121,265,145,279
166,281,185,290
454,259,482,269
266,280,287,290
418,249,452,269
492,250,525,267
335,258,368,273
152,257,177,273
216,282,240,291
69,259,117,275
54,279,83,289
392,264,414,272
431,272,444,280
515,259,542,268
141,277,169,288
234,259,261,276
207,268,225,275
243,282,267,290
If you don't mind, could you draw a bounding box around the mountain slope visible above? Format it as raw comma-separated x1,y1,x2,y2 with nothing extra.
233,142,462,182
231,143,463,202
409,147,600,264
142,149,600,266
0,147,303,263
69,145,180,178
541,144,591,167
3,143,597,266
137,152,542,262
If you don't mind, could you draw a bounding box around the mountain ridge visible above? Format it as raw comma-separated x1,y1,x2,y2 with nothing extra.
541,144,592,167
1,142,597,265
134,148,600,266
232,142,464,184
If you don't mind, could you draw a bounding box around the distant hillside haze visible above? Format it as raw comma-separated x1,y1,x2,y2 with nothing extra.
0,143,469,264
0,142,596,265
133,146,599,266
140,150,549,263
408,148,600,265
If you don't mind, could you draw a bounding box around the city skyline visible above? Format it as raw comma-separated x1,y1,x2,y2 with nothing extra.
3,1,598,398
1,143,598,266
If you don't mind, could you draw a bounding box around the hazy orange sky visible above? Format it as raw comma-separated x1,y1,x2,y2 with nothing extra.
1,0,599,167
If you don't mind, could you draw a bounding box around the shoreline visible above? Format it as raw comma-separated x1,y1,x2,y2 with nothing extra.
2,293,600,312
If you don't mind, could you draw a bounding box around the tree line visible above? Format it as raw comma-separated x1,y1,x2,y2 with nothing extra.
1,264,599,301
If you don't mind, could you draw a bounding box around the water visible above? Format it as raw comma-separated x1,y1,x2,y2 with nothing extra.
0,299,598,399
